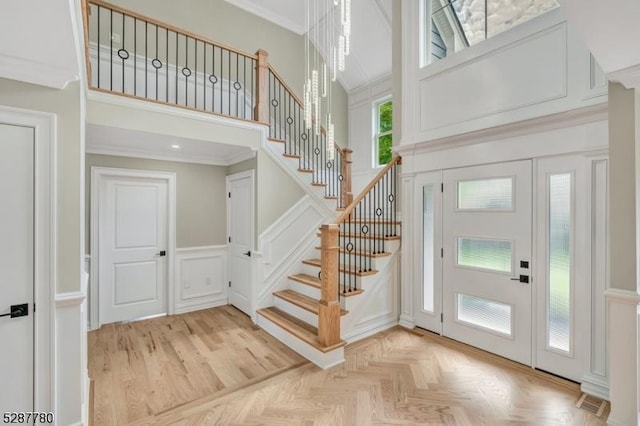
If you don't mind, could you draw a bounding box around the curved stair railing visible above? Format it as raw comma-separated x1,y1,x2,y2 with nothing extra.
318,156,401,347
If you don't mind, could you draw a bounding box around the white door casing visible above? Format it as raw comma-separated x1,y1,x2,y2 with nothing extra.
442,160,533,365
227,170,255,316
91,168,176,328
0,107,54,414
0,124,35,412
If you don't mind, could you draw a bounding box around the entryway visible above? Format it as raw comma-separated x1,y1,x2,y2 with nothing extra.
414,157,591,382
91,167,176,327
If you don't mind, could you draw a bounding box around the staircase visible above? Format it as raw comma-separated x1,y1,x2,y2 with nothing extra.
256,141,401,368
82,0,401,369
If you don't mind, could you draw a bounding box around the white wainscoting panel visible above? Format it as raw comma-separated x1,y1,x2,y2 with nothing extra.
259,195,328,283
55,290,86,426
419,23,567,133
342,252,401,342
175,246,228,314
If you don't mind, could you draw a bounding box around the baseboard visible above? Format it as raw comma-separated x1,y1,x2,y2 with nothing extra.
175,298,228,315
344,317,399,343
581,373,609,401
82,372,90,426
398,316,416,329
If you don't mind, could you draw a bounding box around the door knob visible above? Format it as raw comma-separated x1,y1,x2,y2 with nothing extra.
243,251,252,257
155,250,167,257
0,303,29,319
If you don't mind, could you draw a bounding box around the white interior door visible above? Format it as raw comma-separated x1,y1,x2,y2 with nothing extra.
99,174,168,324
227,171,254,316
442,160,532,365
0,123,34,411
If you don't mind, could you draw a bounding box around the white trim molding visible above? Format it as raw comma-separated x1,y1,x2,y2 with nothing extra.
609,64,640,91
175,245,229,314
605,288,640,426
395,103,609,158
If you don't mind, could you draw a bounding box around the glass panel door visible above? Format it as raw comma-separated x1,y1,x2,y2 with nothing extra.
442,160,532,365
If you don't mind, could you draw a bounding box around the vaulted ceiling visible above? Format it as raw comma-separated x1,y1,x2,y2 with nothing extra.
225,0,392,92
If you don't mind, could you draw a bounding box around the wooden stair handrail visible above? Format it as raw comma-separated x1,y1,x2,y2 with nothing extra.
335,156,401,223
267,64,345,152
86,0,258,60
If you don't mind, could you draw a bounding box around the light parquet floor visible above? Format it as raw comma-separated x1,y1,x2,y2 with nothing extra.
135,326,608,426
88,305,306,425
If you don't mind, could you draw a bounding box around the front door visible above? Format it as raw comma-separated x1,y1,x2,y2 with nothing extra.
0,123,34,411
442,160,532,365
227,171,254,316
99,173,169,324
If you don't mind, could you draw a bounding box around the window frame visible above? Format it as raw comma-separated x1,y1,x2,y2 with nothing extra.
373,96,393,168
420,0,560,67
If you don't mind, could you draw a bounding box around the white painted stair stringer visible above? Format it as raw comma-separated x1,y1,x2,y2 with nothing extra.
263,139,337,215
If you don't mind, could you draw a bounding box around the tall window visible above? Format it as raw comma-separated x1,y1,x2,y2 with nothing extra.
374,98,393,167
424,0,559,64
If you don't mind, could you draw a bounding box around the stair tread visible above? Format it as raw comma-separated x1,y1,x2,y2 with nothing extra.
311,182,327,187
268,137,286,143
298,168,314,173
274,289,348,316
283,153,301,159
302,259,378,277
289,273,321,289
315,247,392,258
257,307,346,353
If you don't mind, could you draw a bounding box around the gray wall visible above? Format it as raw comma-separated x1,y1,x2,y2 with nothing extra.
255,151,304,234
609,82,637,291
0,78,82,293
226,154,304,236
86,154,228,249
108,0,349,146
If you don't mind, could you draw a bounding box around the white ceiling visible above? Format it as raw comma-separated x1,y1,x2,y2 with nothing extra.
0,0,81,89
87,124,256,166
226,0,392,92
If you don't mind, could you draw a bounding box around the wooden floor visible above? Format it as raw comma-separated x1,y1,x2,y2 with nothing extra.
88,305,306,425
91,319,608,425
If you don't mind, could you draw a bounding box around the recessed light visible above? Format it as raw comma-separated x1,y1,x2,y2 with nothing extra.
171,144,181,149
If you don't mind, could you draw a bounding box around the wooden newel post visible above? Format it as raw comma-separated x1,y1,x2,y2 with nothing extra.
254,49,270,124
341,148,353,208
318,224,341,347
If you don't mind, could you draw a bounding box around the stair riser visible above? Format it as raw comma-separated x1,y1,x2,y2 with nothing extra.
274,297,318,328
256,314,345,369
288,280,321,300
299,263,367,288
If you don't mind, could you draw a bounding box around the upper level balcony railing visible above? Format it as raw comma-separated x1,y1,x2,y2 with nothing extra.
83,0,352,208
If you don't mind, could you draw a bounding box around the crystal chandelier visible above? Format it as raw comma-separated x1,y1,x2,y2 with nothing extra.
303,0,351,160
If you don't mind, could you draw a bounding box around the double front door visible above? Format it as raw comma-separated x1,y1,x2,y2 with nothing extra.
415,158,588,381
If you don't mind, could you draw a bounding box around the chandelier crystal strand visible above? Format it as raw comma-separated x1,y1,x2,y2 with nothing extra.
338,35,345,72
332,47,338,81
322,62,327,98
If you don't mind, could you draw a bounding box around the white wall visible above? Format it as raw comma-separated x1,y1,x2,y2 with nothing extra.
348,75,392,195
400,4,608,146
